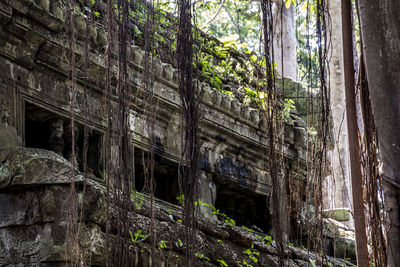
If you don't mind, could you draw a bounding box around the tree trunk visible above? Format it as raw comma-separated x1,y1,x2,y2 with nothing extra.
358,0,400,266
324,0,353,229
341,0,369,265
272,0,297,80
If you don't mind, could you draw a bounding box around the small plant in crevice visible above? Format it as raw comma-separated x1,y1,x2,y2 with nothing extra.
129,229,150,243
236,244,259,267
241,225,254,233
131,190,144,210
175,239,184,248
158,240,168,249
255,234,273,247
210,203,236,226
195,252,210,262
176,194,185,206
217,259,228,267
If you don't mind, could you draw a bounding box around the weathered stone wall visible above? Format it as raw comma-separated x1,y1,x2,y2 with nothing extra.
0,1,356,265
0,0,309,218
0,147,355,266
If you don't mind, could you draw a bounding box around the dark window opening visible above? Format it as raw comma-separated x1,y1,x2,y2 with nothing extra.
25,102,103,177
214,178,271,233
134,147,180,204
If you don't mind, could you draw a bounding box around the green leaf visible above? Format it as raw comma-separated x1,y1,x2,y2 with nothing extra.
159,240,168,249
217,259,228,267
214,76,223,84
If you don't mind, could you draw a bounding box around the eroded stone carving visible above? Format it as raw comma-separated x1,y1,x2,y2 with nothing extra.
0,99,21,148
162,63,173,81
0,99,10,126
47,118,64,156
165,112,182,152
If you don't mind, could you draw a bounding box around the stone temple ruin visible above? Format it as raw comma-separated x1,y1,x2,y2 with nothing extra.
0,1,355,266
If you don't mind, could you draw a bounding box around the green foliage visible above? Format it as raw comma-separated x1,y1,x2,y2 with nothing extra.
175,239,184,248
243,87,265,107
195,253,211,261
195,0,261,53
282,98,295,123
296,0,321,90
131,190,144,210
73,1,101,18
159,240,168,249
217,259,229,267
211,203,236,226
243,245,259,263
236,245,259,267
284,0,296,8
195,198,237,226
255,234,273,247
195,198,210,208
199,52,224,90
176,194,185,206
241,225,254,233
129,229,150,243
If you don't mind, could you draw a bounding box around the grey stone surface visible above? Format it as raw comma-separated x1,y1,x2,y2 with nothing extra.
0,147,82,188
0,124,22,148
0,147,355,266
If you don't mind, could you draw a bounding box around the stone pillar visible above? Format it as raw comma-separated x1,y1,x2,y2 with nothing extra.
272,0,297,81
323,0,353,228
197,171,217,220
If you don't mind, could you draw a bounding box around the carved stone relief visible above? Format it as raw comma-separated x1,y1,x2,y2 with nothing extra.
0,97,22,147
165,112,182,153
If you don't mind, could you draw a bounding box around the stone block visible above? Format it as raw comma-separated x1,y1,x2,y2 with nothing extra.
221,94,231,111
153,58,163,77
28,0,64,32
201,85,214,105
131,45,143,65
0,2,12,27
322,208,351,221
96,27,107,48
0,147,82,189
250,109,259,125
240,105,250,120
230,99,240,116
0,124,22,148
162,63,173,81
0,191,40,227
8,0,33,15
